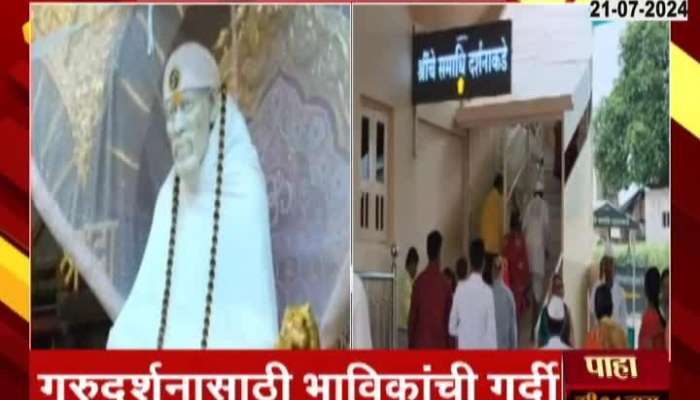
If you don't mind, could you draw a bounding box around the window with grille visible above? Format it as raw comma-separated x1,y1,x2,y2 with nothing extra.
358,105,389,240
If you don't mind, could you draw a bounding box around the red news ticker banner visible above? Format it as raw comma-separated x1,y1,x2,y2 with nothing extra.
564,351,670,400
30,350,668,400
32,351,560,400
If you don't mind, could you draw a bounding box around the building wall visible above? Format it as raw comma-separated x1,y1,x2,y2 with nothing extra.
630,197,646,241
563,133,597,346
562,66,596,346
645,187,670,245
467,127,503,244
412,123,465,269
353,6,467,275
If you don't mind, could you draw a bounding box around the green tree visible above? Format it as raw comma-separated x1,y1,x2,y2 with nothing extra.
594,22,669,195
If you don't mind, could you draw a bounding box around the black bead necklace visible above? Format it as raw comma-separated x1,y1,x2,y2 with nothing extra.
157,85,227,349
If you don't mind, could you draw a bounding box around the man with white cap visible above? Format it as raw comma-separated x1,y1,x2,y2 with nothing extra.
107,42,278,349
522,181,550,313
541,295,570,350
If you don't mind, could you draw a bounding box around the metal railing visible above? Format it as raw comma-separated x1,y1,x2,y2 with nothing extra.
356,270,396,349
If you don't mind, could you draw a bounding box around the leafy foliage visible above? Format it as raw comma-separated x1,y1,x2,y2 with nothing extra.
594,22,669,194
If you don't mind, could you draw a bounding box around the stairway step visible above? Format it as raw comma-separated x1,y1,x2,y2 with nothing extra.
32,267,56,282
32,280,58,307
33,279,58,293
32,304,57,315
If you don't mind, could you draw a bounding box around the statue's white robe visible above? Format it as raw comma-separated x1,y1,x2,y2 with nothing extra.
107,95,278,348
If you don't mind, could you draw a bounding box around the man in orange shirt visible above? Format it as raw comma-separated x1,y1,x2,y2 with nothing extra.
586,284,627,349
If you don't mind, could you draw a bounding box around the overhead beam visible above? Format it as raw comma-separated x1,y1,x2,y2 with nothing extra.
454,95,573,129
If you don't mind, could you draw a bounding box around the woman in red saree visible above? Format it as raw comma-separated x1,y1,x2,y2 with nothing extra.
502,212,530,321
638,268,666,349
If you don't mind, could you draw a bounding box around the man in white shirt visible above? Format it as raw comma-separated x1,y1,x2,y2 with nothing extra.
541,295,571,350
449,239,497,349
523,181,550,307
588,256,628,330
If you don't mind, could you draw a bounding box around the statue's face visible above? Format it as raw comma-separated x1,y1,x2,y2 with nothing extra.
165,89,214,179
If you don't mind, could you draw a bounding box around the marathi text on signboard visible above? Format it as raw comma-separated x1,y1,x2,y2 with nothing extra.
412,20,512,104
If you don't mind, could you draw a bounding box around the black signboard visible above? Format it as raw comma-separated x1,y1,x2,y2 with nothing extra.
594,202,640,229
412,20,512,104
